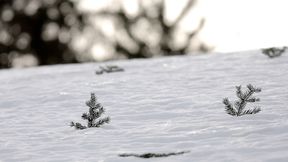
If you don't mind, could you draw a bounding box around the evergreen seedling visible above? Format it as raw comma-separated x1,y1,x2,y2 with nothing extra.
96,65,124,75
71,93,110,129
262,47,286,58
223,84,262,116
119,151,189,158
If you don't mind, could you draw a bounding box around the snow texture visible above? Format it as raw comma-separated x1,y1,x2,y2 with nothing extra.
1,50,288,162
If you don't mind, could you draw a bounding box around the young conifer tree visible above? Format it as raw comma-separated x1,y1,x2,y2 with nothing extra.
262,47,286,58
71,93,110,129
95,65,124,75
223,84,262,116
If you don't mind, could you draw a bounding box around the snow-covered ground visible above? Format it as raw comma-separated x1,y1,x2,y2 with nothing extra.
1,50,288,162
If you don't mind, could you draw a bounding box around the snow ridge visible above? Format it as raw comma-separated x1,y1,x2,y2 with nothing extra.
1,50,288,162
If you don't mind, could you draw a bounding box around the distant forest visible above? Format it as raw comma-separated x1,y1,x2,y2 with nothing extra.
0,0,209,69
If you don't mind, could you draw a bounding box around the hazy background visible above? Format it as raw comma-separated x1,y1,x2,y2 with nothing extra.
0,0,287,69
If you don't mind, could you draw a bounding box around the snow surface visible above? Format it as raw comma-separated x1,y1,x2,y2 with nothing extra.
1,50,288,162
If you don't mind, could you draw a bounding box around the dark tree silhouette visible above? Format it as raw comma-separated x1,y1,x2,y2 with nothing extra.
91,0,210,59
0,0,86,68
0,0,210,68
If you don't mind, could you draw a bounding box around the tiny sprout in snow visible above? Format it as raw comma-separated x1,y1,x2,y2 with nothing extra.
71,93,110,130
223,84,262,116
96,65,124,75
262,47,286,58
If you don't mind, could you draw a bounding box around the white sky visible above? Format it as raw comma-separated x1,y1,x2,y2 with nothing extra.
195,0,288,52
79,0,288,53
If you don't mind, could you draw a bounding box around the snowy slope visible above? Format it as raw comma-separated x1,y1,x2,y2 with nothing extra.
1,50,288,162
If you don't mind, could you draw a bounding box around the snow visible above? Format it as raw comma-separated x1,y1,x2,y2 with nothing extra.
1,50,288,162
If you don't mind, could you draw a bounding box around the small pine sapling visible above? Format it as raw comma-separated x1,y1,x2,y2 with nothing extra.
71,93,110,130
96,65,124,75
223,84,262,116
262,47,286,58
119,151,190,158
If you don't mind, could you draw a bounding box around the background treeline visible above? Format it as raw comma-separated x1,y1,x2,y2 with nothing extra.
0,0,209,69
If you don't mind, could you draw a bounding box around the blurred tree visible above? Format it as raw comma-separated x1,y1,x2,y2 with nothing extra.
91,0,210,59
0,0,86,68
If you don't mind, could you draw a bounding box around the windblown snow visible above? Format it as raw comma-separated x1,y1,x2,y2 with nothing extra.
1,50,288,162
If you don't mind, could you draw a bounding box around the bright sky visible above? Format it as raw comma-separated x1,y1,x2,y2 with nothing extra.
195,0,288,52
79,0,288,53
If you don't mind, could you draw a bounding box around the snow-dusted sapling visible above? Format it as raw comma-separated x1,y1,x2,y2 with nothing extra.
262,47,286,58
119,151,189,158
223,84,262,116
71,93,110,129
96,65,124,75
